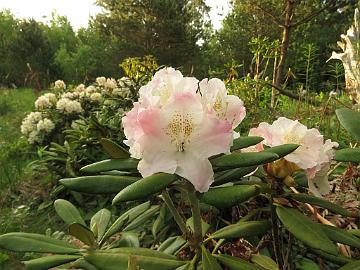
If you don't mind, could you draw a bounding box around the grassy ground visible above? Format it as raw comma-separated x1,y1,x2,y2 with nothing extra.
0,88,62,268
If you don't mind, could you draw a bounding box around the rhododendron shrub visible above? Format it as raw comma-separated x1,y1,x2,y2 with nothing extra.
247,117,338,196
122,67,246,192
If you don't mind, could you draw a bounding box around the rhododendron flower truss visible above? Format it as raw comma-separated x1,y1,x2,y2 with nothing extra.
247,117,338,197
122,67,246,192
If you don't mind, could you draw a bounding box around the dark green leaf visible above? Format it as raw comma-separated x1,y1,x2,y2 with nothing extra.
69,223,95,246
200,185,260,208
211,152,279,170
231,136,264,151
201,245,222,270
263,144,299,158
123,205,160,231
100,138,130,159
81,159,139,173
276,206,338,255
211,221,271,239
339,260,360,270
23,255,80,270
335,148,360,163
250,254,279,270
214,254,263,270
90,209,111,241
54,199,86,226
60,175,139,194
112,173,177,204
213,166,257,185
336,108,360,140
319,224,360,249
0,233,79,254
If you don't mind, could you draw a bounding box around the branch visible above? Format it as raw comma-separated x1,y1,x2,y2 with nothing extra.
264,82,321,106
291,0,337,27
253,4,285,27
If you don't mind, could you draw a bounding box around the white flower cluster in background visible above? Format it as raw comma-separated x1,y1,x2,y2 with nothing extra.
54,80,66,90
34,93,57,110
20,112,55,144
56,98,83,114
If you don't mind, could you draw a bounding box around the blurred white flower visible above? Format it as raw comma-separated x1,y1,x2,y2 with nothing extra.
90,92,102,102
105,78,117,89
36,118,55,133
54,80,66,90
56,98,83,114
96,77,106,87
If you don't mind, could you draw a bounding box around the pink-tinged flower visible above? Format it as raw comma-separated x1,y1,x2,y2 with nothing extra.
248,117,338,196
122,67,246,192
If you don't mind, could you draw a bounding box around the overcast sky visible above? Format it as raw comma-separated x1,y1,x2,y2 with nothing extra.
0,0,230,30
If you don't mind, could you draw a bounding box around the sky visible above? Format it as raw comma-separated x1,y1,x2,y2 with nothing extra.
0,0,231,30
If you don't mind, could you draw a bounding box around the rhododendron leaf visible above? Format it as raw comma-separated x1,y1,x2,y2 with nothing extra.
69,223,95,246
0,233,79,254
336,108,360,140
335,148,360,163
123,205,160,231
213,166,257,185
250,254,279,270
339,260,360,270
201,245,222,270
210,221,270,239
186,217,210,237
101,201,150,243
71,258,98,270
110,232,139,248
80,159,139,173
157,236,187,255
350,229,360,238
54,199,86,226
100,247,177,260
152,204,168,238
311,249,353,265
90,209,111,241
112,173,177,204
263,144,299,158
23,255,81,270
100,138,130,159
200,185,260,208
276,206,338,255
318,224,360,249
84,252,187,270
60,175,139,194
231,136,264,151
285,193,355,217
214,254,263,270
211,152,279,170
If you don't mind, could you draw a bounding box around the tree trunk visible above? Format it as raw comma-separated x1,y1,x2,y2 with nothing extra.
271,0,295,106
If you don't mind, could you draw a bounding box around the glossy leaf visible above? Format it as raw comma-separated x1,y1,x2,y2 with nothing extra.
319,224,360,248
123,205,161,231
84,251,187,270
335,148,360,163
250,254,279,270
69,223,95,246
152,204,168,238
263,144,299,158
157,236,187,255
211,152,279,170
200,185,260,208
90,208,111,241
101,201,150,243
0,232,79,254
276,206,338,255
109,232,139,248
100,138,130,159
350,229,360,238
285,193,355,217
201,245,222,270
71,258,99,270
295,258,320,270
213,166,257,185
186,217,210,238
54,199,86,226
60,175,139,194
211,221,271,239
113,173,177,204
231,136,264,151
339,260,360,270
336,108,360,140
311,249,353,265
23,255,80,270
214,254,263,270
100,247,177,260
81,159,139,173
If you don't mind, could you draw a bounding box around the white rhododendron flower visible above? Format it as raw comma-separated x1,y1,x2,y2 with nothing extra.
61,92,79,100
105,78,117,89
90,92,102,102
75,84,86,93
96,77,106,87
122,67,246,192
248,117,338,196
56,98,83,114
36,118,55,133
54,80,66,90
34,93,57,110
